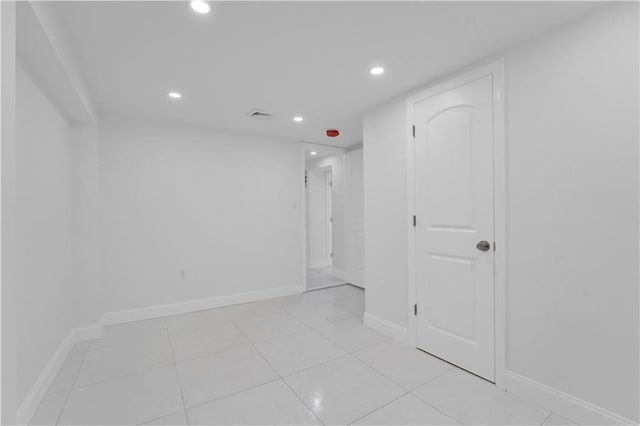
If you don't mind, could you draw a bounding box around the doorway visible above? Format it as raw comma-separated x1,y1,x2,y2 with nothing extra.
304,146,347,290
408,60,506,387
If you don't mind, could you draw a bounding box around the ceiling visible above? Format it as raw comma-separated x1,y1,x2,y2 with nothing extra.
48,1,603,147
304,145,344,161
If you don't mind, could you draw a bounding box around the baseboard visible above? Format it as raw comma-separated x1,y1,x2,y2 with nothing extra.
363,312,410,345
101,284,306,326
505,371,636,425
16,324,102,425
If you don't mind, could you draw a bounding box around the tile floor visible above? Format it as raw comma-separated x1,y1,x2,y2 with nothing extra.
31,284,577,425
306,266,346,290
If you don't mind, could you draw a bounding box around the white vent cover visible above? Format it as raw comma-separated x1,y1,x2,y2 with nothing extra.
248,109,274,120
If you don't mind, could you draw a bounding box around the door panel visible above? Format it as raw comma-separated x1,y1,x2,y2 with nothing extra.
426,107,474,229
415,75,495,381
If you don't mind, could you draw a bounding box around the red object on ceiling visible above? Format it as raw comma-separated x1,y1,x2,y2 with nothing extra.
326,129,340,137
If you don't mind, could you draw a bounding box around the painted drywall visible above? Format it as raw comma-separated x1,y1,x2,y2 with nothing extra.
504,4,638,421
71,125,101,326
2,3,18,422
363,98,409,327
99,116,303,313
363,3,638,422
15,63,74,404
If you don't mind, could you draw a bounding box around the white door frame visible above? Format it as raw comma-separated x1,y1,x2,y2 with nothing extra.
300,142,347,290
325,170,333,266
405,59,507,389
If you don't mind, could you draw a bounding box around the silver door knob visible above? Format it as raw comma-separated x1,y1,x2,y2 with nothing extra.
476,241,490,252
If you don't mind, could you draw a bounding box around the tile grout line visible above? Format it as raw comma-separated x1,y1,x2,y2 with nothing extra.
348,344,463,425
161,325,338,414
404,368,465,424
163,316,191,426
280,351,352,380
138,409,186,426
228,309,326,426
346,390,411,425
53,342,91,426
58,359,176,394
279,375,326,426
165,308,291,415
540,410,554,425
48,292,364,425
181,377,283,414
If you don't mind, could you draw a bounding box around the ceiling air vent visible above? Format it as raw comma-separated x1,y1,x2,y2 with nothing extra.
248,109,274,120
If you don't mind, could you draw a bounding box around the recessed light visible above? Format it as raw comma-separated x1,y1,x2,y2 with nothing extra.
370,66,385,75
190,0,210,14
293,116,304,122
310,152,317,156
168,92,182,99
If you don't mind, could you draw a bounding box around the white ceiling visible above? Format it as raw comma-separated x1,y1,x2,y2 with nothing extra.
49,1,603,147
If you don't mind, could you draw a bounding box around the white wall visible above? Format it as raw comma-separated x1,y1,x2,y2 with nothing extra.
364,99,409,327
15,63,74,404
505,4,638,421
363,3,638,422
2,3,18,422
99,116,303,314
71,125,101,326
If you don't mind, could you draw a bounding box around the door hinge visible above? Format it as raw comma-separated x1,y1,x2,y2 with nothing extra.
413,215,416,227
414,304,418,316
493,242,496,251
412,125,415,138
331,252,334,258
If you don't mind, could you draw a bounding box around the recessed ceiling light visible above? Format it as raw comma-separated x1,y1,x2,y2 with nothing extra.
168,92,182,99
190,0,210,14
310,152,317,156
370,66,385,75
293,116,304,122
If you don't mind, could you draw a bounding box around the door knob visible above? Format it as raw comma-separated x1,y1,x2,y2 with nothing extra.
476,240,490,252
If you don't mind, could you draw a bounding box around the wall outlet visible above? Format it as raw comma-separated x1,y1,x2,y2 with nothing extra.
178,269,186,280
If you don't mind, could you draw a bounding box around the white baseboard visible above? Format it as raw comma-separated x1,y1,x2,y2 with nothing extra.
17,285,307,424
101,284,305,326
363,312,410,345
16,324,102,425
505,371,636,425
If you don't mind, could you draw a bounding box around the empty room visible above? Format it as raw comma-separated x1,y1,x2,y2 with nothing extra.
0,1,638,425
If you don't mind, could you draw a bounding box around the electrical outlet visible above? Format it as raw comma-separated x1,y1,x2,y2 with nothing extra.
178,269,186,280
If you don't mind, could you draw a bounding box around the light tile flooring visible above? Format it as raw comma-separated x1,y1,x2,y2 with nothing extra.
31,285,577,425
306,266,346,290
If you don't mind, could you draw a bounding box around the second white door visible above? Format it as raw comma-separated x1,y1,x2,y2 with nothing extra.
414,75,495,382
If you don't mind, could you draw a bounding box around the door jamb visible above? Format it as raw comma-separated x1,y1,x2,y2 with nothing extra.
325,170,333,266
405,58,506,389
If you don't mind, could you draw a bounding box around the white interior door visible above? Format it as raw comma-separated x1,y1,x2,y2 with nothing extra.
414,75,495,382
345,149,365,287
